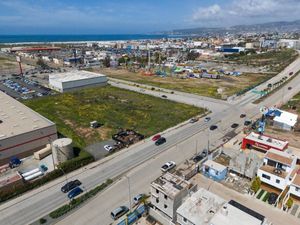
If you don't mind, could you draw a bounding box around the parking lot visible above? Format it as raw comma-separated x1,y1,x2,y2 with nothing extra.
85,140,117,160
0,76,54,100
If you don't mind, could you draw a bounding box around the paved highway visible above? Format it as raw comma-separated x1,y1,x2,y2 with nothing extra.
0,55,300,225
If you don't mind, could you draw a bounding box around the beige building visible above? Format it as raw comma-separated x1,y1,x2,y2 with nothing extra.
0,91,57,165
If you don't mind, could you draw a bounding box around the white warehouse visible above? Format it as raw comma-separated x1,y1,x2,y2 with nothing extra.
0,91,57,165
49,70,107,93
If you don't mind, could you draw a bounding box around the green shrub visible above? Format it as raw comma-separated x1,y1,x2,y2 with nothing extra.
256,189,265,199
39,218,47,224
263,192,270,202
251,177,261,193
286,197,293,209
49,179,113,219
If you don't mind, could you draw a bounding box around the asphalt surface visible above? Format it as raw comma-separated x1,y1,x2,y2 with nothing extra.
1,55,300,225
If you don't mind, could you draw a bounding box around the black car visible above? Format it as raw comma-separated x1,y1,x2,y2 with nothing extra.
161,95,167,98
155,137,166,146
268,193,278,205
61,179,82,193
231,123,239,128
192,151,207,162
244,120,252,126
240,114,246,118
210,125,218,131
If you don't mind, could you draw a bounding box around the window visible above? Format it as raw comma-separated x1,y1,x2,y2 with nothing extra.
164,204,168,209
276,179,280,184
262,174,271,180
156,198,159,203
296,187,300,192
164,194,168,200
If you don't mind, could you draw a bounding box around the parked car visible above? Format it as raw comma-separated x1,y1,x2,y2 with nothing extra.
67,187,83,199
289,72,294,76
161,95,167,98
210,125,218,131
104,145,113,152
111,206,129,220
133,193,146,205
240,114,246,118
161,161,176,172
189,118,198,123
155,137,166,146
61,179,82,193
288,87,292,90
192,151,207,162
231,123,239,128
152,134,161,141
244,120,252,126
204,117,211,122
268,193,278,205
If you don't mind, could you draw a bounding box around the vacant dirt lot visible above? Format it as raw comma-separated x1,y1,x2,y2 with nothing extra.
93,68,273,99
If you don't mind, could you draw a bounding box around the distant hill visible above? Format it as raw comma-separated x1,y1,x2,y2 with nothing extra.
165,20,300,35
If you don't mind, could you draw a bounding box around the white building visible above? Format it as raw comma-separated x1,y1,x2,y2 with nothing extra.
257,149,297,190
273,110,298,131
0,91,57,165
278,39,300,49
176,188,267,225
150,172,196,222
289,170,300,198
49,70,107,93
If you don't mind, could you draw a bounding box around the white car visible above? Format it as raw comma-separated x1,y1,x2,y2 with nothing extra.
161,161,176,172
104,145,113,152
204,117,211,122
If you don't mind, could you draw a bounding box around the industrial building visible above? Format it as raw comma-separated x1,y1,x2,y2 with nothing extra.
49,70,107,92
0,91,57,165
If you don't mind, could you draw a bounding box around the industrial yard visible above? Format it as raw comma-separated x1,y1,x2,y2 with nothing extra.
24,85,203,148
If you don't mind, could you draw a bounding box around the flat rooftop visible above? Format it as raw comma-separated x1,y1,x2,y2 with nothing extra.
151,172,191,199
265,149,295,166
203,159,227,172
49,70,106,83
245,132,288,150
0,91,54,140
259,164,288,178
176,188,226,225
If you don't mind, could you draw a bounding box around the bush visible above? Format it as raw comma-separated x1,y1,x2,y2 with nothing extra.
286,197,293,209
49,179,113,219
251,177,261,193
263,192,270,202
39,218,47,224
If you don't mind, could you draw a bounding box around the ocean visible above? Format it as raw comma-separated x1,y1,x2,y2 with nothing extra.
0,34,174,44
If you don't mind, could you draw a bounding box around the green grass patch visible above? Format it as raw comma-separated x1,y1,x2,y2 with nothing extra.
24,85,203,148
256,189,265,199
49,179,113,219
262,192,270,202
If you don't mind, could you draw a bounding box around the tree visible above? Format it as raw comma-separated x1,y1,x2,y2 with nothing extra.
251,176,261,193
186,51,199,61
103,56,110,68
286,197,293,209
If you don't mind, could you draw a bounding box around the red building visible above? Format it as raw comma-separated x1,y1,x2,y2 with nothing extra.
241,132,288,152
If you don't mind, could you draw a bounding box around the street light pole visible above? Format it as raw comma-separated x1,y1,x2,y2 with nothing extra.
125,175,132,212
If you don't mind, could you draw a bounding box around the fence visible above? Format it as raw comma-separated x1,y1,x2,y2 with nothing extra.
117,205,145,225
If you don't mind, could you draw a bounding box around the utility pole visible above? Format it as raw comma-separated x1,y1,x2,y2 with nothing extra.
16,56,23,76
125,175,132,212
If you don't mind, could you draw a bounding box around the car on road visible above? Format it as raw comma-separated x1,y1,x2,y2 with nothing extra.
231,123,239,128
210,125,218,131
289,72,294,76
204,117,211,122
244,120,252,126
268,193,278,205
240,114,246,118
133,193,146,205
189,117,198,123
288,87,292,90
104,145,114,152
61,179,82,193
155,137,166,146
111,206,129,220
152,134,161,141
161,95,167,98
161,161,176,172
67,187,83,199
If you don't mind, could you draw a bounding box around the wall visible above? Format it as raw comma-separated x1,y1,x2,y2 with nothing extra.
257,169,287,190
289,185,300,198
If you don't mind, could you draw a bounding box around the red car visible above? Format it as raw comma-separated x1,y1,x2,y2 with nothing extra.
152,134,161,141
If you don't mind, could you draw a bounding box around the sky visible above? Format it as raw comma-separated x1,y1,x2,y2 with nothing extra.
0,0,299,34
